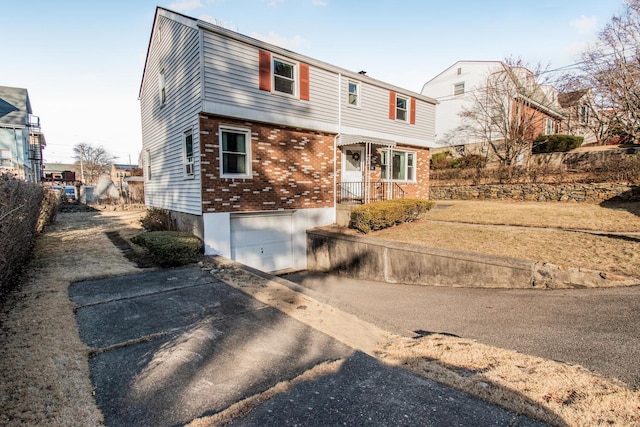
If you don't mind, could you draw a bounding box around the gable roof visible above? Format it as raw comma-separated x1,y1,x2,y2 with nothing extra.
139,7,437,105
558,89,590,108
0,86,31,126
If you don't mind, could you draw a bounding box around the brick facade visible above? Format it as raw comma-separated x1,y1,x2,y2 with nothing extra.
336,144,431,200
199,114,336,212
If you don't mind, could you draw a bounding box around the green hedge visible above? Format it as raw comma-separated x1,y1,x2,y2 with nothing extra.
532,134,584,154
349,198,435,234
131,231,202,267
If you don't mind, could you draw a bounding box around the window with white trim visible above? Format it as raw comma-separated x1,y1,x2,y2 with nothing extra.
220,126,251,178
144,150,151,181
453,82,465,96
159,70,166,105
273,58,296,96
580,105,589,124
545,118,555,135
381,149,415,182
348,81,360,106
396,95,408,122
184,129,194,177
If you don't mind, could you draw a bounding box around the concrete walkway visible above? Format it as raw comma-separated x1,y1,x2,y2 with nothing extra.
70,266,548,426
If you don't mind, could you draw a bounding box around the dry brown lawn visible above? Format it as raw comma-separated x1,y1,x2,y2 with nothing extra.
425,200,640,232
373,200,640,279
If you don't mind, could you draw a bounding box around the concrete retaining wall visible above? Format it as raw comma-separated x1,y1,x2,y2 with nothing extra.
430,183,639,203
306,229,638,289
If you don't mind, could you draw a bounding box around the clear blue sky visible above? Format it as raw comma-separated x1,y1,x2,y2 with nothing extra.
1,0,625,164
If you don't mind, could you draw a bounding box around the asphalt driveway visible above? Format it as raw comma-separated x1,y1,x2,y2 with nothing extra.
283,271,640,390
69,267,547,426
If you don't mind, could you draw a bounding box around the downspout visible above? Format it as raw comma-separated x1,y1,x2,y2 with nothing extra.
334,73,342,210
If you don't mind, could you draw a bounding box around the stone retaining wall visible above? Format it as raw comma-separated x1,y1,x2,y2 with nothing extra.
430,183,639,202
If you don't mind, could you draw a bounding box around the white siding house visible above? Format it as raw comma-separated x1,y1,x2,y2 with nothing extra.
421,61,504,146
139,7,437,272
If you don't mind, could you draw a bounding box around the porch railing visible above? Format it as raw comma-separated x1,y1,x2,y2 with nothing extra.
336,181,405,204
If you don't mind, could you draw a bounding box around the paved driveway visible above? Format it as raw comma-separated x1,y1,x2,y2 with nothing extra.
283,272,640,390
70,267,546,426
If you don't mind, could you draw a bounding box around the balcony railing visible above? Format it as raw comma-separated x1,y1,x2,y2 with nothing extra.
336,181,405,204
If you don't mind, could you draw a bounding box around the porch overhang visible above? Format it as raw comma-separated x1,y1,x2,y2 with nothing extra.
336,134,396,148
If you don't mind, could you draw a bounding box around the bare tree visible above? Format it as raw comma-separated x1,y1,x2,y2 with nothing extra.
73,143,115,185
459,58,564,166
574,0,640,143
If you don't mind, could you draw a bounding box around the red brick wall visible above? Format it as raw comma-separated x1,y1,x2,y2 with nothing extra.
199,114,336,212
336,144,431,200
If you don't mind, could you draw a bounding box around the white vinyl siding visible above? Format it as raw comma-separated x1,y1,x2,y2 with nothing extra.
341,78,435,144
201,29,435,146
139,14,202,215
201,32,337,129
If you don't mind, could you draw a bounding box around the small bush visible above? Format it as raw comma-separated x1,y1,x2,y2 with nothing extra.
532,134,584,154
130,231,202,267
431,151,454,170
457,154,486,169
140,207,175,231
350,198,435,234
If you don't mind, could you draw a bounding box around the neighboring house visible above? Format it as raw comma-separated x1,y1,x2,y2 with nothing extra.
139,7,437,272
558,89,599,145
421,61,564,166
110,163,138,183
111,163,141,202
43,163,80,183
0,86,46,182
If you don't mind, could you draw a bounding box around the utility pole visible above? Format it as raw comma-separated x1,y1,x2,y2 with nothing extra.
80,144,85,184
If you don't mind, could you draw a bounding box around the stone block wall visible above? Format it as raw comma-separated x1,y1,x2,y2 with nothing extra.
430,183,639,203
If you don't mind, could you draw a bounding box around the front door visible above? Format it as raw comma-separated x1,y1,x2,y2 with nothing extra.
341,147,364,201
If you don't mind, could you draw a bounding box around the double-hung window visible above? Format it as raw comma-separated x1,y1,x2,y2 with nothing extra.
348,81,360,106
144,150,151,181
454,82,465,96
220,126,251,178
381,150,415,182
273,58,296,96
545,118,555,135
184,129,194,177
580,105,589,124
159,70,166,105
396,95,408,122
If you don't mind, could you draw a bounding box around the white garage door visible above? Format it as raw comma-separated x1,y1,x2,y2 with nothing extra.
230,212,294,273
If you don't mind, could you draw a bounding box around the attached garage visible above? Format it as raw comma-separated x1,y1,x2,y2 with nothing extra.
230,212,294,273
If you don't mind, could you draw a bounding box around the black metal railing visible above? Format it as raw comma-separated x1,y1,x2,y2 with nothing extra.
336,181,405,204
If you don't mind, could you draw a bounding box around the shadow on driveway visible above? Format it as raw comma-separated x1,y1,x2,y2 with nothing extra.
70,267,551,426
